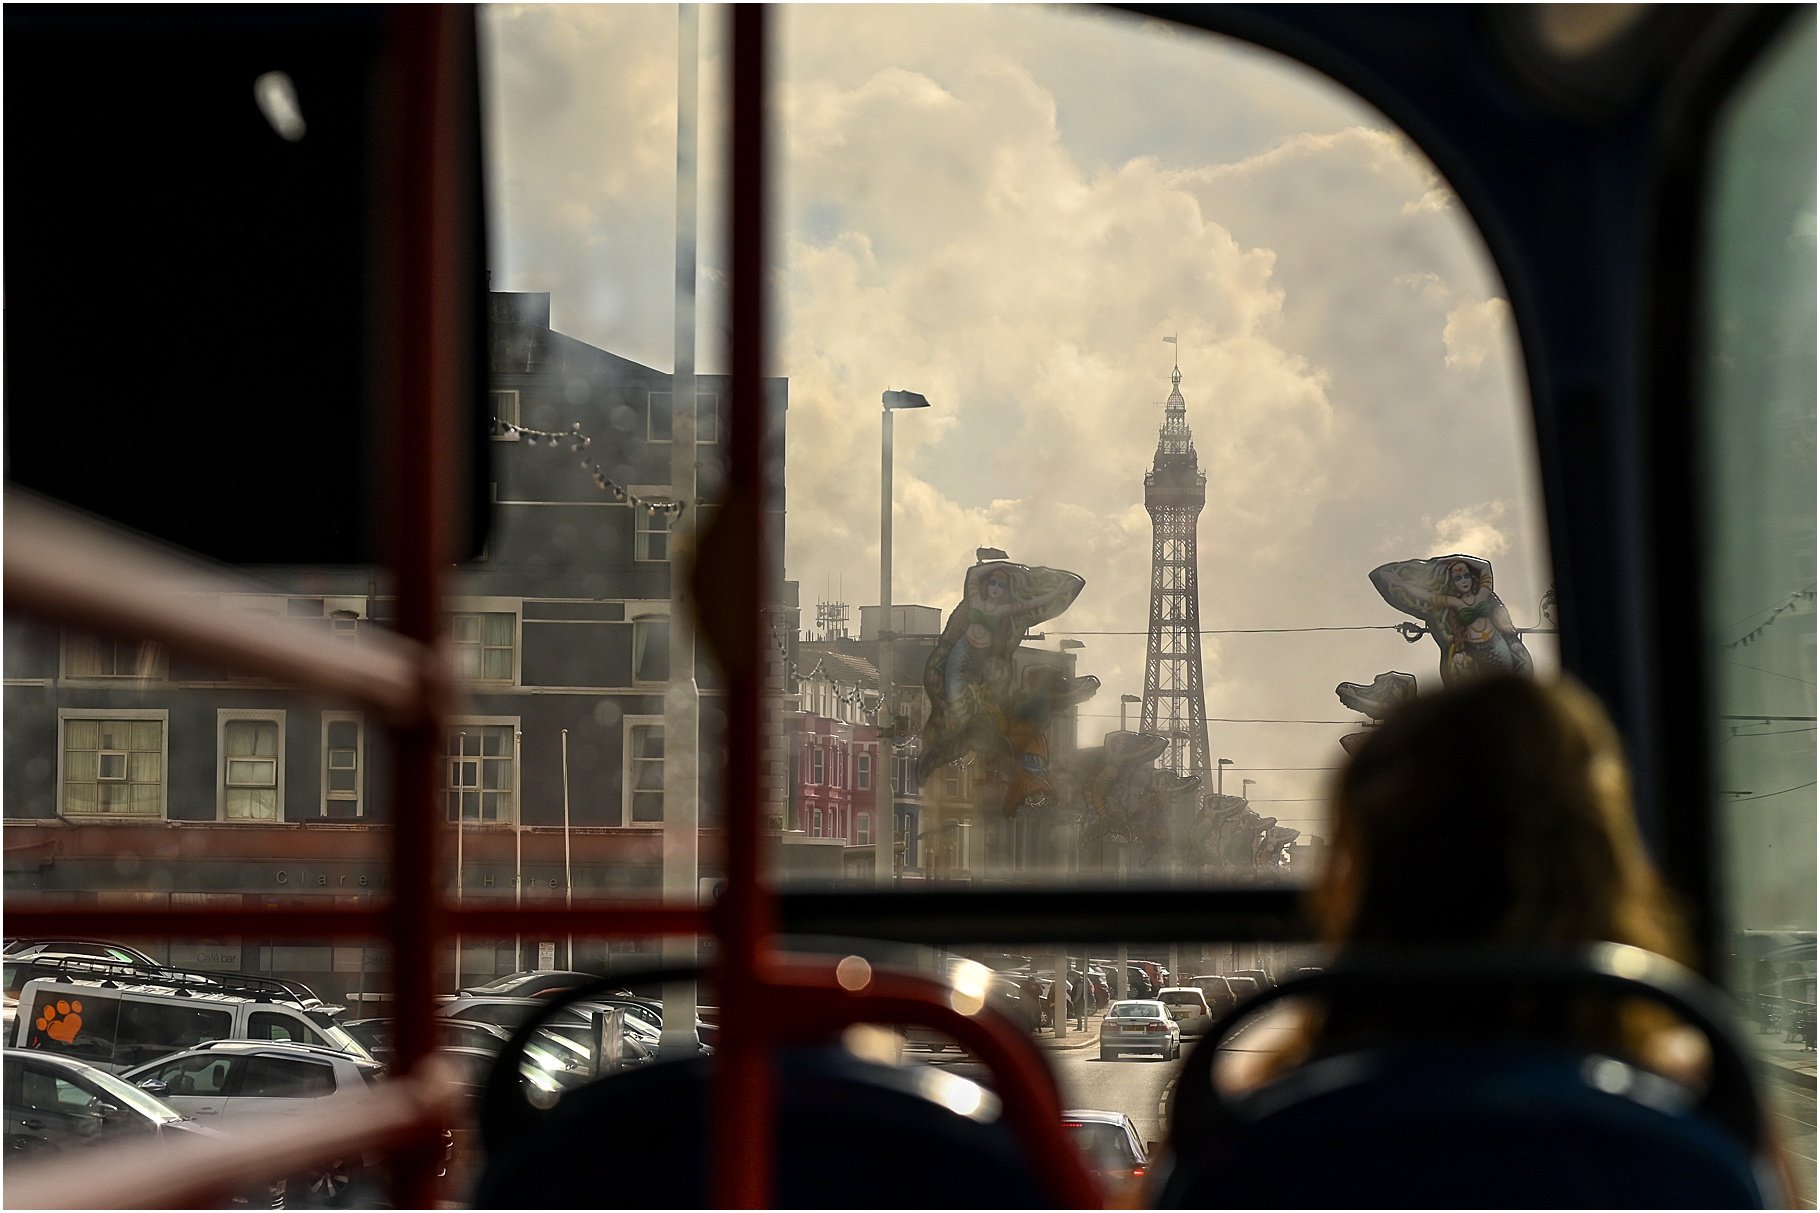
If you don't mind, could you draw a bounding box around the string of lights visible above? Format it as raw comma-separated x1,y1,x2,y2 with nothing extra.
496,419,685,517
1724,587,1816,650
767,625,879,712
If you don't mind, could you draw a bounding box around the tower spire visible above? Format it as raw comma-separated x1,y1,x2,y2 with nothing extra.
1139,353,1212,789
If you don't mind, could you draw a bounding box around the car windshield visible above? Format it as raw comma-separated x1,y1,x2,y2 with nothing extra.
1109,1002,1160,1018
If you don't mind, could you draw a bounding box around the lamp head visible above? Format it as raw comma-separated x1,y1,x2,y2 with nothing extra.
882,389,931,410
1218,757,1233,766
1120,694,1141,704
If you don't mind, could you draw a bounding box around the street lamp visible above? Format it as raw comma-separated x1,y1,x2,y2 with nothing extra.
1241,777,1256,801
1120,694,1140,732
1217,757,1233,796
879,389,930,884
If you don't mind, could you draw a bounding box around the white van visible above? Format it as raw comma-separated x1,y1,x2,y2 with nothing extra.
15,971,372,1073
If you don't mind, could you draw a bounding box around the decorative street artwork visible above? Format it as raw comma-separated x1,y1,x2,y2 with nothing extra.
1188,793,1298,878
1335,670,1418,720
1001,666,1101,815
1369,554,1533,685
1075,732,1197,866
918,557,1088,814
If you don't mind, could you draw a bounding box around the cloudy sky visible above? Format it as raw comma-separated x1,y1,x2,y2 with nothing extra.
479,4,1559,840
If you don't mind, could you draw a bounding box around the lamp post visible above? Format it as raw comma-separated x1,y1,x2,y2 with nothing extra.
879,389,930,884
1217,757,1233,796
1119,694,1140,733
1241,778,1256,801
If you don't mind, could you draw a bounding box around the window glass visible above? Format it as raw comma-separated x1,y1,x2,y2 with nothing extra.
1696,7,1817,1147
21,988,120,1066
241,1056,335,1098
62,715,165,819
112,1000,235,1070
221,716,281,821
149,1054,237,1098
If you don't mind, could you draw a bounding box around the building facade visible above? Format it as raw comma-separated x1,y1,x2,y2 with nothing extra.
2,291,790,998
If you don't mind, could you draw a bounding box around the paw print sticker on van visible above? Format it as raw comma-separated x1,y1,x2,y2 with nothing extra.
35,998,84,1044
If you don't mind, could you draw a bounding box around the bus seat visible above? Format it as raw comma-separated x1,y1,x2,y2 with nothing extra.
1155,945,1784,1209
470,966,1080,1208
472,1047,1050,1208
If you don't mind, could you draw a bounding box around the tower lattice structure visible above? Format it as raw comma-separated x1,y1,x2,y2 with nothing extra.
1139,359,1212,785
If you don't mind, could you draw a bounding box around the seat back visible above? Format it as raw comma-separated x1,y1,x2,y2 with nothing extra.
471,966,1073,1208
1157,945,1783,1209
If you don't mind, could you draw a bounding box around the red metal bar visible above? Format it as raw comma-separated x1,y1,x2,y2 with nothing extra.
711,7,778,1207
1,904,710,941
382,6,470,1205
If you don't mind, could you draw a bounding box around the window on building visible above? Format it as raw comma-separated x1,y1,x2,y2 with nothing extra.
893,755,916,797
943,766,965,799
219,712,283,821
633,614,670,683
447,723,516,823
809,748,824,785
635,506,673,562
856,752,872,791
627,720,664,823
836,749,847,788
647,391,720,443
855,812,872,846
328,610,360,642
62,633,166,680
323,714,363,818
450,611,514,682
61,712,165,818
812,808,823,837
491,388,522,435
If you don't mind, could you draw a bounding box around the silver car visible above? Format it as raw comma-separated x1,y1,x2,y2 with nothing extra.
1098,999,1182,1061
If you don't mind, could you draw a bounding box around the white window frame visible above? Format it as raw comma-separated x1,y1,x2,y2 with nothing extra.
217,709,285,822
857,752,872,791
60,631,167,682
58,709,168,821
322,712,364,818
446,718,520,825
808,747,825,785
623,715,665,826
446,599,520,685
491,389,522,437
647,390,720,444
633,501,673,563
632,613,670,685
855,812,872,846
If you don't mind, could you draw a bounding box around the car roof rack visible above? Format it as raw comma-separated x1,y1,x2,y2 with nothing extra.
25,955,318,1005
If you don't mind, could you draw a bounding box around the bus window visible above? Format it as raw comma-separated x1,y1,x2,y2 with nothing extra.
1695,12,1816,1196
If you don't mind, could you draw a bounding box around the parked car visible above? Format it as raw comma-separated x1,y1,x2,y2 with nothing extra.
1155,987,1215,1038
1081,966,1111,1012
342,1016,514,1061
3,1049,285,1206
3,939,158,966
1098,999,1181,1061
1129,960,1171,993
15,970,373,1072
122,1039,409,1207
1189,974,1238,1018
1061,1108,1152,1200
457,970,623,1001
1232,967,1276,992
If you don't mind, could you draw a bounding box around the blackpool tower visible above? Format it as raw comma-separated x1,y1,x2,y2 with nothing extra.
1139,354,1212,785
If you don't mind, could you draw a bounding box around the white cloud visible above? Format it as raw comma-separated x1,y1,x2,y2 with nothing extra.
1443,297,1514,371
1430,502,1513,560
480,5,1558,825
